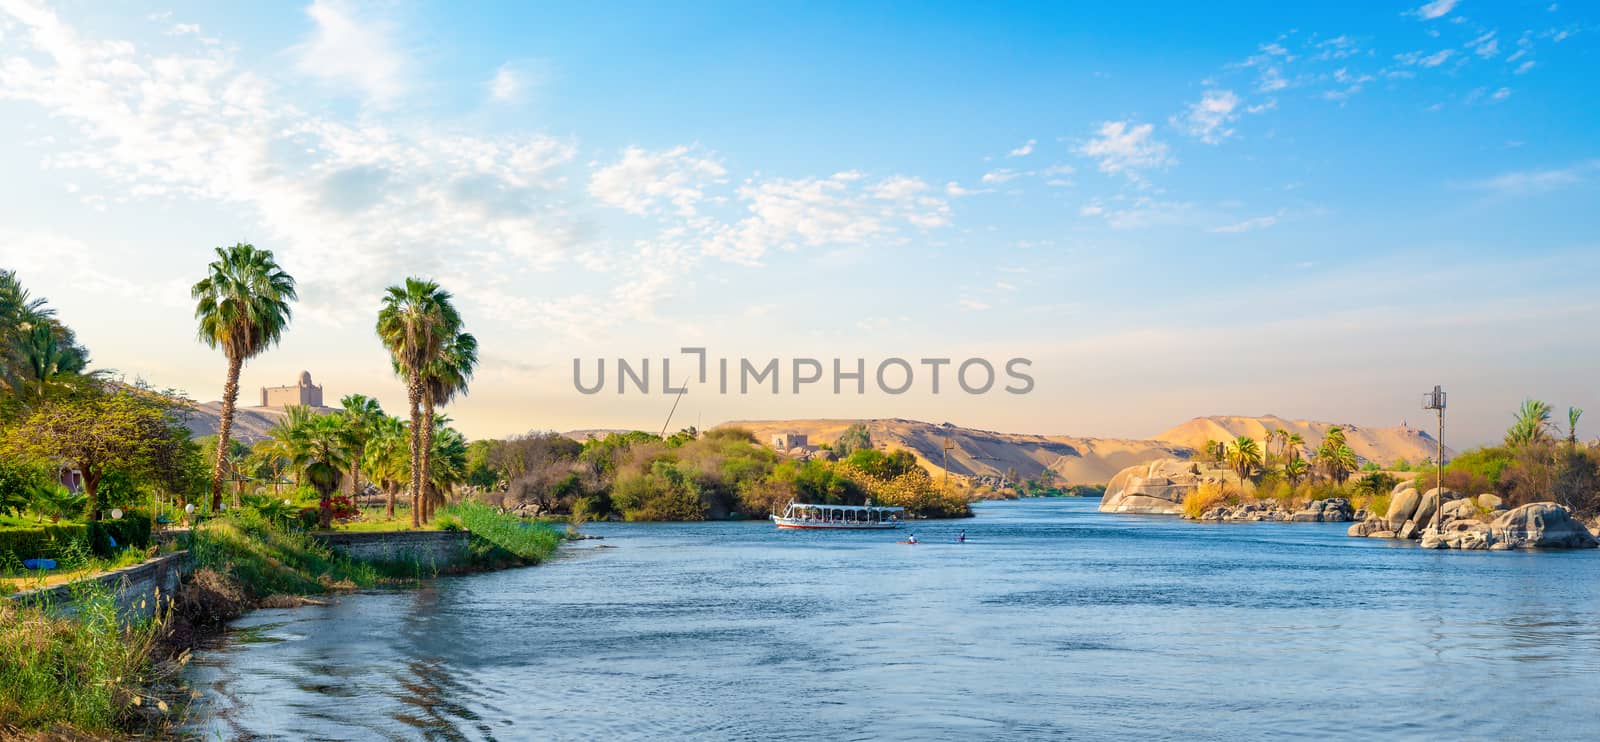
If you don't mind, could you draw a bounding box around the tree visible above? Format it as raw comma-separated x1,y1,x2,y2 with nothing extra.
339,394,385,500
1226,436,1262,482
279,413,353,529
834,423,872,458
363,414,409,519
1284,432,1305,461
1568,407,1584,448
2,390,187,519
1,270,92,418
376,278,460,528
419,329,476,522
1282,457,1309,486
1314,426,1356,485
1505,399,1554,448
191,243,297,510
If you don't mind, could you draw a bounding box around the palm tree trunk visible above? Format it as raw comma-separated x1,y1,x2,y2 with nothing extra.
211,353,243,510
386,481,396,519
420,391,436,524
407,375,425,529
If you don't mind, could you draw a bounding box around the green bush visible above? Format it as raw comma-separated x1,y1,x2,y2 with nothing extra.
0,524,89,563
86,514,152,557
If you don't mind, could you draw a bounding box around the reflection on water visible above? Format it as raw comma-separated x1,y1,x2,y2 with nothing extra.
184,499,1600,740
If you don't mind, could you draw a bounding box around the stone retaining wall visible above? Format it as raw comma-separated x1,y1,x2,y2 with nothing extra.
315,530,471,567
7,550,190,621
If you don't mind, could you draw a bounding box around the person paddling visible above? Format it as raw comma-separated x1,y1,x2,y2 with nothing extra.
957,529,966,543
908,533,918,545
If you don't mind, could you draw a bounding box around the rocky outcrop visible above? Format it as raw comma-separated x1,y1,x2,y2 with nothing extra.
1385,487,1422,529
1099,459,1229,515
1355,497,1598,551
1291,498,1354,522
1198,501,1290,522
1491,503,1599,549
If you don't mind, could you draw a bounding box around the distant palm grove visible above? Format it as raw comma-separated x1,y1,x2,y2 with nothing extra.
1190,402,1599,521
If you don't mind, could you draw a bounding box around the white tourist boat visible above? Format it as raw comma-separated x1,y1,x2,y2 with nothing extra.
771,501,905,530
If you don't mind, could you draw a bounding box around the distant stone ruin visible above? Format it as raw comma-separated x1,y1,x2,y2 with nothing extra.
260,370,324,408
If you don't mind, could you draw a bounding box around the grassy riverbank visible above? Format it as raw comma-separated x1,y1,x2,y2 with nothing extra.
0,505,566,737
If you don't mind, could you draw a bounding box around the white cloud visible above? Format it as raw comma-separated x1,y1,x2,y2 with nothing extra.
1257,66,1289,92
995,281,1016,291
489,64,519,101
1007,139,1035,157
1413,0,1459,20
1396,49,1455,67
589,145,726,216
1469,32,1499,58
981,169,1019,184
1514,60,1536,74
1209,215,1278,233
293,0,407,104
690,172,952,265
958,298,990,311
1077,121,1173,180
1491,86,1511,101
945,181,978,197
1461,160,1599,195
1175,89,1243,144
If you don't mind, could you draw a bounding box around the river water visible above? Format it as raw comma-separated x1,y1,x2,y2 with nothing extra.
183,499,1600,740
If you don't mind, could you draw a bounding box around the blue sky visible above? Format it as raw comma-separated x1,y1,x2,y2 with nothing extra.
1,0,1596,446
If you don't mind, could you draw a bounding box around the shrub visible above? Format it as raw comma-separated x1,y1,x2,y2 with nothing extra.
0,523,90,563
1181,483,1233,519
87,513,152,557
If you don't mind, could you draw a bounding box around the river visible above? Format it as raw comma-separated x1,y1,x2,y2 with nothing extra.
183,499,1600,740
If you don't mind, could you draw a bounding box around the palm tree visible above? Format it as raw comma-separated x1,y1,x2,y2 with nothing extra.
1282,457,1309,486
1568,407,1583,448
1271,428,1292,463
1284,432,1305,461
363,415,409,519
1315,426,1356,485
426,425,471,497
1505,399,1554,448
284,413,353,529
419,331,477,522
191,244,297,510
376,278,460,528
339,394,385,502
1226,436,1262,482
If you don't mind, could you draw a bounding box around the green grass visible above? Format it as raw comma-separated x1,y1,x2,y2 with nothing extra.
1,545,174,735
190,510,425,597
326,506,447,533
441,500,565,565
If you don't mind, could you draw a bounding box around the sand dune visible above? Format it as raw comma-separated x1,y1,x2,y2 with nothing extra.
722,418,1191,487
1155,415,1450,467
723,414,1450,486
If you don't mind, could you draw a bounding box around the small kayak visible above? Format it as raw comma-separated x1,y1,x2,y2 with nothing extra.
897,540,919,545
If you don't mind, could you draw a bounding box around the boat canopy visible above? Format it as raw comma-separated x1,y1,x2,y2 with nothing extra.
784,502,904,512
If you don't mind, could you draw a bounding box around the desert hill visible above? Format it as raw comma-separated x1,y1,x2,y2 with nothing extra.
1154,415,1450,467
721,418,1190,487
721,415,1450,486
182,402,335,444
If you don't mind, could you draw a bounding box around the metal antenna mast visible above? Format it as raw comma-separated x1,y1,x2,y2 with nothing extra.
1422,385,1447,536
